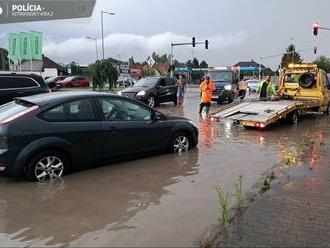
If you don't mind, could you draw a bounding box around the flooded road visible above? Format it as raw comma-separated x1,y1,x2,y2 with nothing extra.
0,87,329,247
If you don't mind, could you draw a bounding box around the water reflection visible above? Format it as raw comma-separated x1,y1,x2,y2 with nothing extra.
0,151,199,246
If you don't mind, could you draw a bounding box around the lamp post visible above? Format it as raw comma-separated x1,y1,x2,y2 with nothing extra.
86,36,99,61
101,10,115,60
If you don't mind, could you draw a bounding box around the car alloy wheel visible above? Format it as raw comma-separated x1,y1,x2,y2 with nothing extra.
148,96,155,108
173,135,190,153
34,155,64,181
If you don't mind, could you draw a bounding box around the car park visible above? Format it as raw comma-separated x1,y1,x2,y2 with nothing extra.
0,91,198,181
119,77,178,107
57,76,90,88
0,73,51,105
45,76,67,91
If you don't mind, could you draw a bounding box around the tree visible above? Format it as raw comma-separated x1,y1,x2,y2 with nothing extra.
88,60,118,91
314,56,330,73
186,60,193,68
68,61,83,75
151,52,170,64
200,60,208,68
280,44,303,68
192,58,199,68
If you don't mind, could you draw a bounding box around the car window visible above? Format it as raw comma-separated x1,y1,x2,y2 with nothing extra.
159,79,166,87
41,99,95,122
99,97,152,121
0,76,39,89
165,78,176,86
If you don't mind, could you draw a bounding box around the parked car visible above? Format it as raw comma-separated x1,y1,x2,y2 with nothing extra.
0,91,198,181
45,76,67,91
247,79,261,93
118,77,178,107
57,76,90,88
0,73,51,105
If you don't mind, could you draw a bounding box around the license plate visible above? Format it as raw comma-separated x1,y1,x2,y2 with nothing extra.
241,121,255,127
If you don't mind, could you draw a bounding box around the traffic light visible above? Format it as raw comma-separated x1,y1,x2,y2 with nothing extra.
313,22,319,36
205,40,209,50
314,46,317,54
192,37,196,47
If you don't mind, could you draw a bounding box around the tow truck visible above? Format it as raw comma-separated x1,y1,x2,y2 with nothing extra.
210,64,330,128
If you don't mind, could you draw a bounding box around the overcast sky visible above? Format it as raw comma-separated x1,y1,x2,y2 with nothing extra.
0,0,329,69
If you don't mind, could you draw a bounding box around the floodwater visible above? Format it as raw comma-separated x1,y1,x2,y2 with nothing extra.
0,87,329,247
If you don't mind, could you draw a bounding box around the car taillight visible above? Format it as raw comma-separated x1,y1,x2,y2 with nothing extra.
255,122,266,128
0,106,39,125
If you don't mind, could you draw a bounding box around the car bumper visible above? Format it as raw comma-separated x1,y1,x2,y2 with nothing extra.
0,149,21,176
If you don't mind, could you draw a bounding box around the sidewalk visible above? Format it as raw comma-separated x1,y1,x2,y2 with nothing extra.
214,134,330,247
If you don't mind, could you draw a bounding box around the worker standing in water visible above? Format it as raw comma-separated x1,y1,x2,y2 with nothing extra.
199,76,216,117
257,75,276,100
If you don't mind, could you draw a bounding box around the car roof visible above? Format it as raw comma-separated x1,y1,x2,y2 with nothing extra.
17,91,115,106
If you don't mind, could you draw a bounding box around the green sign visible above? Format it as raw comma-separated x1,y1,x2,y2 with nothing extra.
8,33,20,61
30,32,43,60
7,31,43,62
20,32,32,60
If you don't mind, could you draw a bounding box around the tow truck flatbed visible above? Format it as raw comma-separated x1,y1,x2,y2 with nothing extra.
210,99,320,128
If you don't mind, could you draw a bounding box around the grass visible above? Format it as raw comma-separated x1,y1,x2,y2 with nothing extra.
233,176,245,210
216,187,230,231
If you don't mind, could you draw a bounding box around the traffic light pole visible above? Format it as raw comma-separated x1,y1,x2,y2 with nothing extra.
170,41,207,77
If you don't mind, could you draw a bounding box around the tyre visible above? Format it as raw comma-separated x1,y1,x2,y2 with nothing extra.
286,111,299,125
169,132,191,153
25,150,69,182
217,97,223,105
147,95,156,108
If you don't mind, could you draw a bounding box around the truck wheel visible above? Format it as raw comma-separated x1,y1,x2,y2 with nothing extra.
286,111,298,125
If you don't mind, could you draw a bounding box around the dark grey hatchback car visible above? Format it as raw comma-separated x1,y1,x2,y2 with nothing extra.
0,91,198,181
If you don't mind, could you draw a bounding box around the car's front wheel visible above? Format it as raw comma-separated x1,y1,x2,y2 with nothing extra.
26,151,69,182
147,95,156,108
170,132,191,153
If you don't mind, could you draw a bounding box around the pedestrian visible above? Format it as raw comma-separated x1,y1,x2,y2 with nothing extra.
238,78,248,101
257,75,276,100
199,76,216,117
176,74,187,106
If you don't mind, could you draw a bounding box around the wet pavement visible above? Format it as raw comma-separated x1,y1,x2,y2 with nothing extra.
1,87,330,247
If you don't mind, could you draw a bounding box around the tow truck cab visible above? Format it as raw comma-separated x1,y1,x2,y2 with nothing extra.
278,64,330,112
207,67,240,104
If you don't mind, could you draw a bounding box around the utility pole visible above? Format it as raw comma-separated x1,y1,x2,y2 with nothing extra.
101,10,115,60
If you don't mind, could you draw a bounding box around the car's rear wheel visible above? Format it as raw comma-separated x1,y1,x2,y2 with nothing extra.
147,95,156,108
26,151,69,182
286,111,299,125
170,132,191,153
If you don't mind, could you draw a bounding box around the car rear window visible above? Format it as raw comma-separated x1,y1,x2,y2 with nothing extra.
0,76,39,89
0,101,35,122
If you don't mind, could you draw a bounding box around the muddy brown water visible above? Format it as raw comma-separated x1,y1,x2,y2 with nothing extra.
0,88,329,247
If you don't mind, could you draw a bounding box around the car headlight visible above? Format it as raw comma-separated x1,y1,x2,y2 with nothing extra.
118,91,122,96
137,90,146,96
224,85,232,90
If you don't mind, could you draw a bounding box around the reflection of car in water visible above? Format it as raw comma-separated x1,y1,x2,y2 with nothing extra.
207,67,240,104
0,150,199,246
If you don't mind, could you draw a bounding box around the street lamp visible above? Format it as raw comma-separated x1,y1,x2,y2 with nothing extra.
86,36,99,61
101,10,115,60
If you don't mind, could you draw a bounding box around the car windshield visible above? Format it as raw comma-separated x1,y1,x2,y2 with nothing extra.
134,78,158,87
45,77,56,83
63,76,74,81
208,71,233,82
284,73,301,83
